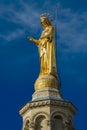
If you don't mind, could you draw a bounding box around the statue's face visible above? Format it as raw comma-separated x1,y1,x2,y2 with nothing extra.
40,17,47,27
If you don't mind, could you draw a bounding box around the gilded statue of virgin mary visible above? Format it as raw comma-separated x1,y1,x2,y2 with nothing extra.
28,14,58,79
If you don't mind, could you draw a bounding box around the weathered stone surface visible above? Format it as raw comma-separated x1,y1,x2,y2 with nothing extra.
32,88,62,101
19,99,76,130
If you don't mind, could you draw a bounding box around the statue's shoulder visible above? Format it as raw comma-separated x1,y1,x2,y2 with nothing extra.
48,25,54,31
49,26,55,34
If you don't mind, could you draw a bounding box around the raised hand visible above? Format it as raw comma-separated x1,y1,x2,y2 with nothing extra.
28,36,35,42
28,36,39,45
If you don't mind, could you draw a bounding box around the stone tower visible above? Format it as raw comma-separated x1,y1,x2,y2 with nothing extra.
19,14,76,130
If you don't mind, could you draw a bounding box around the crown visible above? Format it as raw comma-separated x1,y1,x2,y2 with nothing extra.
40,13,53,21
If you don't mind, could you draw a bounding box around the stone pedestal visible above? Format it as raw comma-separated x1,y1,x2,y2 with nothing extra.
34,75,60,91
32,75,62,101
32,88,62,101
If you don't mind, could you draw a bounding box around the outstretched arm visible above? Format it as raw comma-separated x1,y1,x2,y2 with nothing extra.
28,36,40,46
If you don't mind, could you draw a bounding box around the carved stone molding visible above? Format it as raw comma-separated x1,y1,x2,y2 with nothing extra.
47,119,54,128
19,99,77,116
24,120,29,130
64,117,75,130
29,121,35,128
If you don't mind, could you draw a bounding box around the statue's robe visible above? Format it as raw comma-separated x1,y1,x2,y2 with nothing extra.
38,26,57,78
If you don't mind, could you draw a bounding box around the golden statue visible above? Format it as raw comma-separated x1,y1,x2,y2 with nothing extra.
28,14,58,79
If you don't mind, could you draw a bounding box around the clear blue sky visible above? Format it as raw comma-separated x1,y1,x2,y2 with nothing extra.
0,0,87,130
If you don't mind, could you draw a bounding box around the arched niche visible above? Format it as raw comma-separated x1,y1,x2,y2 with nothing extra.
33,112,49,122
53,115,64,130
35,115,47,130
51,111,65,130
23,119,30,130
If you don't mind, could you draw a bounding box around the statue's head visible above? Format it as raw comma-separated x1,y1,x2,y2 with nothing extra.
40,13,52,27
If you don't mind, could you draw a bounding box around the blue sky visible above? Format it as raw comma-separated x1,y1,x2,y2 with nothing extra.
0,0,87,130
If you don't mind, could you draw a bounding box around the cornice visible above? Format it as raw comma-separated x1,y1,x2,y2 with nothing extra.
19,99,77,116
